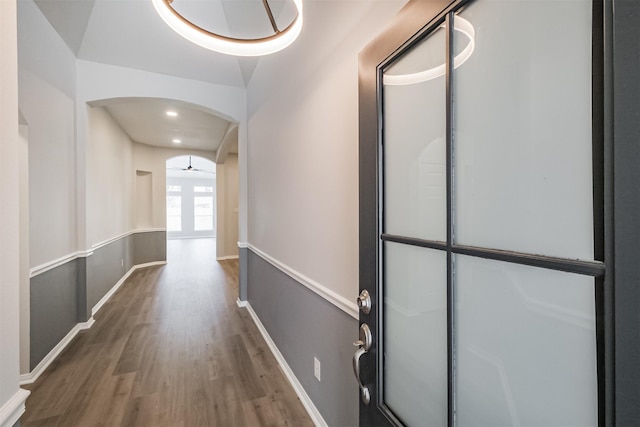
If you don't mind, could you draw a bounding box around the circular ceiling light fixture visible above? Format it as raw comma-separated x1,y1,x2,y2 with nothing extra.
383,16,475,86
152,0,303,57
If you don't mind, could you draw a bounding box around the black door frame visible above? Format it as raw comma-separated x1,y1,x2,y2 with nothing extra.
358,0,640,425
359,3,453,426
610,1,640,425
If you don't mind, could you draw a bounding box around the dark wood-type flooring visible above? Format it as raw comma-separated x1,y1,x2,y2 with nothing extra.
22,238,313,427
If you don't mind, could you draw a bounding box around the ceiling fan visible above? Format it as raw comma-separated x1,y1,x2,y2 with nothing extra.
167,156,215,174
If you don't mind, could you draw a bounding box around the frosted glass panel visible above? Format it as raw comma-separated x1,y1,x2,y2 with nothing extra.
453,1,595,260
455,255,597,427
384,242,447,426
383,26,446,241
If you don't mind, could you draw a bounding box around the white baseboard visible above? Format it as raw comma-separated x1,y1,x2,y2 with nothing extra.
19,317,94,386
20,261,165,386
217,255,239,261
241,302,327,427
0,388,30,427
91,261,167,317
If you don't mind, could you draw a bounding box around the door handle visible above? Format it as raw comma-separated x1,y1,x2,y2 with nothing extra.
352,323,372,405
353,340,371,405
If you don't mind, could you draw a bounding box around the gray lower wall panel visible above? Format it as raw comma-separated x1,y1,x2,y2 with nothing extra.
239,247,248,301
133,231,166,266
247,249,359,427
75,257,88,321
86,236,132,313
30,260,79,370
30,231,167,370
87,231,166,314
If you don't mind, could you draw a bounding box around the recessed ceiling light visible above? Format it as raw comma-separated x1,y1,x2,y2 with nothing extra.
172,139,181,144
166,111,178,117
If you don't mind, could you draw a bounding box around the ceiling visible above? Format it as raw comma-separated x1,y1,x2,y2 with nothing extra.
34,0,297,155
90,97,234,152
32,0,406,155
33,0,301,88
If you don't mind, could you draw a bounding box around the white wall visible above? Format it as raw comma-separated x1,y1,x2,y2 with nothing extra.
18,125,30,375
0,0,30,422
216,154,239,259
18,0,78,268
247,1,405,303
16,0,77,383
135,171,153,229
86,106,135,246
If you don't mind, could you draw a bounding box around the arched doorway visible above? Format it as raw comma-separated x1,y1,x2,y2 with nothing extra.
166,155,216,239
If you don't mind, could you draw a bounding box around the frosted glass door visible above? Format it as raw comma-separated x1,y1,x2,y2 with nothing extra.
383,243,447,426
451,2,599,424
455,256,598,427
383,25,447,243
361,0,603,425
381,25,448,426
453,0,594,260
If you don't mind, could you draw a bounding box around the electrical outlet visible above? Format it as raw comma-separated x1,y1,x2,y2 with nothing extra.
121,259,124,267
314,357,321,381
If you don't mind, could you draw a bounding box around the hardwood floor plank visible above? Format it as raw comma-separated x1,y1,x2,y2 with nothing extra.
21,341,105,422
204,341,234,381
60,372,136,427
224,334,267,401
54,338,126,426
260,372,316,427
22,239,313,427
95,372,137,426
22,415,60,427
120,394,164,427
243,395,285,427
209,374,246,427
113,323,150,375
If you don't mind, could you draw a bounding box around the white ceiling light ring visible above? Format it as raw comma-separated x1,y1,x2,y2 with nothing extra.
383,16,475,86
152,0,303,57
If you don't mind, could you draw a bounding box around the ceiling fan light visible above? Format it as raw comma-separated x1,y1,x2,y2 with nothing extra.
151,0,303,57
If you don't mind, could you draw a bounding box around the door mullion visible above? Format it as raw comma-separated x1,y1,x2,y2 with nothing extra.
445,11,455,427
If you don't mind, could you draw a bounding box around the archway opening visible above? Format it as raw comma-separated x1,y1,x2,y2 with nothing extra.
166,155,217,240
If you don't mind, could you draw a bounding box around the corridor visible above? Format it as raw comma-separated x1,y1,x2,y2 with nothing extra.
21,239,313,426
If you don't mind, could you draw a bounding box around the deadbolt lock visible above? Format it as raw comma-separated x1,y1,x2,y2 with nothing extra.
357,289,371,314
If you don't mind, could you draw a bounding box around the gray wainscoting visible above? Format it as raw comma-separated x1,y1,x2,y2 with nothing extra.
239,247,248,301
30,259,80,371
86,236,132,314
133,231,167,266
30,231,166,370
247,249,359,427
75,256,88,322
